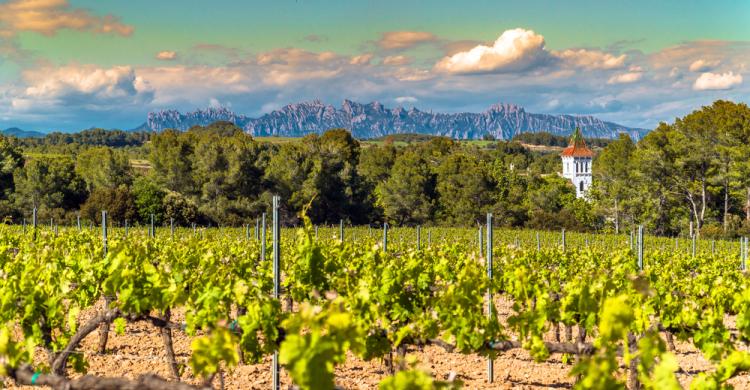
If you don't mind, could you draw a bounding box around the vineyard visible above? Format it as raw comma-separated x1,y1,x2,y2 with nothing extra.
2,208,750,389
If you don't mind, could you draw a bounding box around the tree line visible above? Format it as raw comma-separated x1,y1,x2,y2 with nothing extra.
1,99,747,237
0,121,592,229
592,100,750,238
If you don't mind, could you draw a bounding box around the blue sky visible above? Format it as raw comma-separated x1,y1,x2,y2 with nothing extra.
0,0,748,131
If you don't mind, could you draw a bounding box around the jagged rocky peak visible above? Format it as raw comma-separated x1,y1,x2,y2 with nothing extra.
487,103,525,114
143,99,649,140
368,101,385,112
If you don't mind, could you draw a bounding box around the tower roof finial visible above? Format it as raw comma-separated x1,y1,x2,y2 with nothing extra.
560,127,594,157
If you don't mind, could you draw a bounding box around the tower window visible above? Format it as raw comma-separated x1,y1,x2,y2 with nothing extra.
580,181,585,192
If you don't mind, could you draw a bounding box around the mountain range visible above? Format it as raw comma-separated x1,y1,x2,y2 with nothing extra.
142,100,648,140
2,127,46,138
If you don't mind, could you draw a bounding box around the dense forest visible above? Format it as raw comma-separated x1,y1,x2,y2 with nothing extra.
0,100,748,238
511,131,613,148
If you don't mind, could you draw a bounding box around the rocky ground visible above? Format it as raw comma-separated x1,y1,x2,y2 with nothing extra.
5,298,749,389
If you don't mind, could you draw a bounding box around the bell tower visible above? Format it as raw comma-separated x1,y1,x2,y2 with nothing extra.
560,127,593,199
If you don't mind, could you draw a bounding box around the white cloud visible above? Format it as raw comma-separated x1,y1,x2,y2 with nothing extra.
156,51,177,60
434,28,549,74
688,59,720,72
138,65,253,105
395,96,418,104
382,55,410,66
554,49,626,70
390,67,432,81
3,30,749,132
608,72,643,84
257,48,338,66
349,53,373,65
693,71,743,90
0,0,133,37
377,31,437,50
23,65,151,101
264,68,341,86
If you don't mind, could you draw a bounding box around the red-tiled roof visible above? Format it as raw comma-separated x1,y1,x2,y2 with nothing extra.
560,127,594,157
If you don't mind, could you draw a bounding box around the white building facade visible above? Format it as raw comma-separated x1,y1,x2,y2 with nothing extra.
560,128,593,199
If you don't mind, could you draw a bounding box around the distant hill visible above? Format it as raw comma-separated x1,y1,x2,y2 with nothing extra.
2,127,46,138
370,133,441,143
143,100,649,140
511,131,614,148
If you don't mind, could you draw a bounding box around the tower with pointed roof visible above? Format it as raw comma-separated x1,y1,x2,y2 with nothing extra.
560,127,593,199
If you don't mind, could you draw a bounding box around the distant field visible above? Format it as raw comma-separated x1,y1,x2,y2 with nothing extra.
22,152,71,160
252,135,552,151
130,159,152,171
252,136,299,144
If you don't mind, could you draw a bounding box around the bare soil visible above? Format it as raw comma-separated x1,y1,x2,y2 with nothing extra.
5,298,750,389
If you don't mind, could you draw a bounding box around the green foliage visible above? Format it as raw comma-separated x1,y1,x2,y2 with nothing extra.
0,136,23,201
513,131,612,148
435,152,493,225
189,327,239,379
75,146,133,191
379,360,461,390
377,150,435,225
280,300,363,390
13,156,87,220
163,190,198,225
80,186,136,223
131,176,165,223
0,224,749,389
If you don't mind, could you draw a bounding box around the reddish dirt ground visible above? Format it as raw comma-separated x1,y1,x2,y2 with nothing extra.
5,297,750,389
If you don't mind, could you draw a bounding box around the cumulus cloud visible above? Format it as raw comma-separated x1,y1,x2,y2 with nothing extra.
0,0,133,37
138,65,252,104
554,49,626,70
395,96,418,104
607,72,643,84
649,41,749,71
377,31,437,50
156,51,177,61
434,28,550,74
257,48,338,65
4,27,749,132
8,64,153,123
693,71,743,90
382,55,410,66
349,53,373,66
22,65,150,100
688,59,720,72
440,39,487,55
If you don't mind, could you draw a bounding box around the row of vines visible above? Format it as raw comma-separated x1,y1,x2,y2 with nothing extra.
0,215,749,389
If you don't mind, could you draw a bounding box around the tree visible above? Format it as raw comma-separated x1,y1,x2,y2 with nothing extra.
150,129,195,194
163,191,198,225
263,130,366,224
0,136,23,197
435,152,493,225
263,140,317,224
13,157,87,220
524,175,589,230
79,186,136,224
358,144,398,221
377,151,435,225
75,146,132,191
488,158,529,227
131,176,166,223
631,125,685,236
703,101,750,228
593,133,635,233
